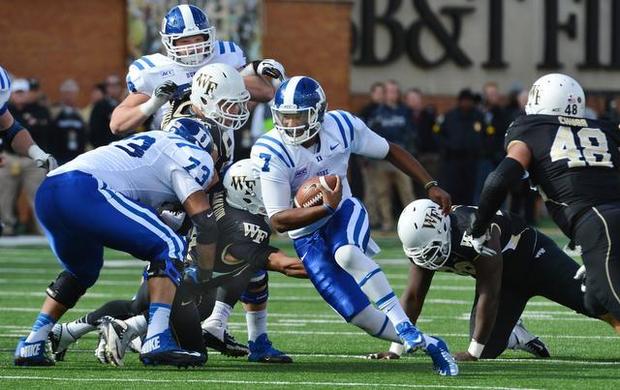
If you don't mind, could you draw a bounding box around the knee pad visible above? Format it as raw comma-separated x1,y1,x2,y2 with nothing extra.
46,271,88,308
144,259,184,286
240,270,268,305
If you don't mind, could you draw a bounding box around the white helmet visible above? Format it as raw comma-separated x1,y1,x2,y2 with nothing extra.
190,63,250,131
397,199,451,270
160,5,216,67
223,159,266,215
525,73,585,117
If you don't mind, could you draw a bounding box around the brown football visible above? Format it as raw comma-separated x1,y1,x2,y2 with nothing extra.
294,175,339,208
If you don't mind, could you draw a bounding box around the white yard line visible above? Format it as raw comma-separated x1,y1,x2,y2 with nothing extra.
0,375,542,389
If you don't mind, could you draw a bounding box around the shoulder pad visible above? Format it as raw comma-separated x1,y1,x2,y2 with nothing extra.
0,66,11,92
254,133,296,169
325,110,357,148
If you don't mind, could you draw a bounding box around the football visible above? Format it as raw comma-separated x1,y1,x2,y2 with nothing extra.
294,175,339,208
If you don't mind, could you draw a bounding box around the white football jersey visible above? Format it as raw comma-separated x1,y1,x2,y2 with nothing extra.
0,66,11,113
51,131,214,209
126,41,246,129
250,110,389,238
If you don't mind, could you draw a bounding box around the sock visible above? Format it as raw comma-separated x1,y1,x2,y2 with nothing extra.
204,301,232,329
25,313,56,343
126,315,148,337
65,318,96,339
246,309,267,342
350,305,400,342
334,245,411,327
145,303,171,339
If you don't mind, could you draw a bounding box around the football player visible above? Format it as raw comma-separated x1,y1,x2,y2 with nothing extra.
250,76,458,376
110,4,284,134
468,74,620,332
50,159,306,366
371,199,611,361
14,106,219,367
0,65,56,171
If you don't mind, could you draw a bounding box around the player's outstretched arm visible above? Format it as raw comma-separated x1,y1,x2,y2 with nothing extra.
470,141,531,240
0,110,57,171
240,59,286,102
401,264,436,324
455,227,503,362
385,142,451,214
110,81,178,135
266,251,308,278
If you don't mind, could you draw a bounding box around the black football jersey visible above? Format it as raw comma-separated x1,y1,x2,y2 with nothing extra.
211,192,277,278
436,206,535,279
504,114,620,237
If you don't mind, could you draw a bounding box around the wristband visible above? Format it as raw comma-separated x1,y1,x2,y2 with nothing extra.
467,339,485,359
389,342,404,356
138,96,165,117
424,180,438,191
323,204,335,215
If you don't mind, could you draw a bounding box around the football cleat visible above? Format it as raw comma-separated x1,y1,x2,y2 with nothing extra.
396,322,425,353
49,323,77,361
14,337,55,366
511,319,550,358
95,332,109,364
139,328,206,367
424,336,459,376
99,316,140,366
202,325,248,357
248,334,292,363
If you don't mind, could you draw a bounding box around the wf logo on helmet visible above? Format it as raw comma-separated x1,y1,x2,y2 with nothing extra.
195,73,218,97
423,208,442,229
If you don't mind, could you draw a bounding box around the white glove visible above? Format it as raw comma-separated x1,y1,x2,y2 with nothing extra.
465,231,497,257
573,265,586,292
27,145,58,172
139,80,178,117
256,59,286,81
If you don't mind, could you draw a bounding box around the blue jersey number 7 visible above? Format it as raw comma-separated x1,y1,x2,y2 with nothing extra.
259,153,271,172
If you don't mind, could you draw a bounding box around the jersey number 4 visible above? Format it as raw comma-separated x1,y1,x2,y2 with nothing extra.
550,126,613,168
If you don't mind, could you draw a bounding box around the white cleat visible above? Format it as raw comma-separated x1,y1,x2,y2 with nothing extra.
48,323,77,361
99,316,140,366
510,319,550,358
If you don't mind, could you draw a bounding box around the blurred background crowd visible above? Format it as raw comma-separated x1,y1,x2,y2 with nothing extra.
4,72,620,236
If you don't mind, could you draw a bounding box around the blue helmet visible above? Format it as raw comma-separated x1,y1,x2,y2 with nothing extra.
164,118,213,153
271,76,327,145
160,5,216,67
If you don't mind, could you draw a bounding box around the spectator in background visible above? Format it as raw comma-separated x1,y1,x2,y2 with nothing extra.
404,88,439,197
89,75,123,147
50,79,86,164
438,88,484,205
81,83,105,131
369,80,416,231
356,82,386,226
0,79,50,235
475,82,510,202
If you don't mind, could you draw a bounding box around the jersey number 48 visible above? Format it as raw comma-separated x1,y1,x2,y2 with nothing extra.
550,126,613,168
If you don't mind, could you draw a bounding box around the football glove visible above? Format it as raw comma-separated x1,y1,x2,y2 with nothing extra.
139,80,178,117
257,59,286,81
28,145,58,172
183,265,212,286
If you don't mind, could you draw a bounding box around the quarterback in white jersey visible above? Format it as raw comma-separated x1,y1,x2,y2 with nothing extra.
110,4,285,134
14,118,219,368
250,76,458,376
0,65,56,171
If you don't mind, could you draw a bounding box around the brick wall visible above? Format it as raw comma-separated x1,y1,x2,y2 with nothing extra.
263,0,353,110
0,0,127,107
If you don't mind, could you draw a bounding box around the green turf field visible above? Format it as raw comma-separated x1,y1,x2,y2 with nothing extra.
1,228,618,389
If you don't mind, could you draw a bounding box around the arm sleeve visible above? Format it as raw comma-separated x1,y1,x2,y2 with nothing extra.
347,111,390,158
250,143,292,218
227,242,279,269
